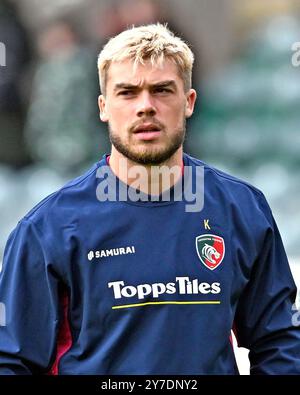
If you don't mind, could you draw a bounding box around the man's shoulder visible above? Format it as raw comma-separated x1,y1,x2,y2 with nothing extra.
185,153,264,199
22,162,100,225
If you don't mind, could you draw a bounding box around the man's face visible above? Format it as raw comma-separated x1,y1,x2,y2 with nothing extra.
99,58,196,165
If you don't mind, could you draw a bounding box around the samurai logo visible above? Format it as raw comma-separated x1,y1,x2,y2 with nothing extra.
196,234,225,270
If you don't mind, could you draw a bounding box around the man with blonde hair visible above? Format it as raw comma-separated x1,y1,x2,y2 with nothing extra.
0,23,299,375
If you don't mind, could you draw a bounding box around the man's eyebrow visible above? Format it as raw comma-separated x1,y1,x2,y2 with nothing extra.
151,80,177,88
114,83,137,91
113,80,177,91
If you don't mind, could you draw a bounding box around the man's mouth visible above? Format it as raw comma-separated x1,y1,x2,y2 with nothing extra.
134,124,161,133
133,124,162,140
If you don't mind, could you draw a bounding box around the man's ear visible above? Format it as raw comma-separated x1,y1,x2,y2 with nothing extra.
98,95,108,122
185,89,197,118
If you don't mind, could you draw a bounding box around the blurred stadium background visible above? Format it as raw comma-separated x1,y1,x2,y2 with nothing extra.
0,0,299,374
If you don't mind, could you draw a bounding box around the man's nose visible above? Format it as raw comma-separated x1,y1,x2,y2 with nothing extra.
136,91,156,117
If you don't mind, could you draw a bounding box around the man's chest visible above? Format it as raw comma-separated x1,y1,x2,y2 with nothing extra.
67,207,252,313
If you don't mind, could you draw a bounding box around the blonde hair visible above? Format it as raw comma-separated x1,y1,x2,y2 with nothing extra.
97,23,194,95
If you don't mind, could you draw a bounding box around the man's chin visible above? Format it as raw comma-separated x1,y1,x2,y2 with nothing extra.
119,148,175,165
109,127,185,165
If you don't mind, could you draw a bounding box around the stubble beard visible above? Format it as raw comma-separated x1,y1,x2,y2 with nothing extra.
108,117,186,165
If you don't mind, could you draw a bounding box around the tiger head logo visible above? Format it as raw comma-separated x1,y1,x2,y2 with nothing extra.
196,234,225,270
201,244,220,264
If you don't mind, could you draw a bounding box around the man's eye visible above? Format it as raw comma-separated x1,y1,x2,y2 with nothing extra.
118,90,134,96
154,87,171,93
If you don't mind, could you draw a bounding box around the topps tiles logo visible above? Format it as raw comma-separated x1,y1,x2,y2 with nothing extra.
108,276,221,301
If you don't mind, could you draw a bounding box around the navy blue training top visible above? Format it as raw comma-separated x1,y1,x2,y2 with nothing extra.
0,153,299,374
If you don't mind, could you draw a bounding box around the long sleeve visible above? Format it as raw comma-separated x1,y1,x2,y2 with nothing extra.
234,196,300,374
0,219,61,374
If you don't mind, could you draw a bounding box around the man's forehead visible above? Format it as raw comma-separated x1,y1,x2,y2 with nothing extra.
107,59,181,86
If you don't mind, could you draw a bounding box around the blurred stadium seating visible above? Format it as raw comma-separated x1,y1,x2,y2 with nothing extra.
189,14,300,261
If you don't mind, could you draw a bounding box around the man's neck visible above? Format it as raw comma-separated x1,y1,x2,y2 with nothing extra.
108,147,184,196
